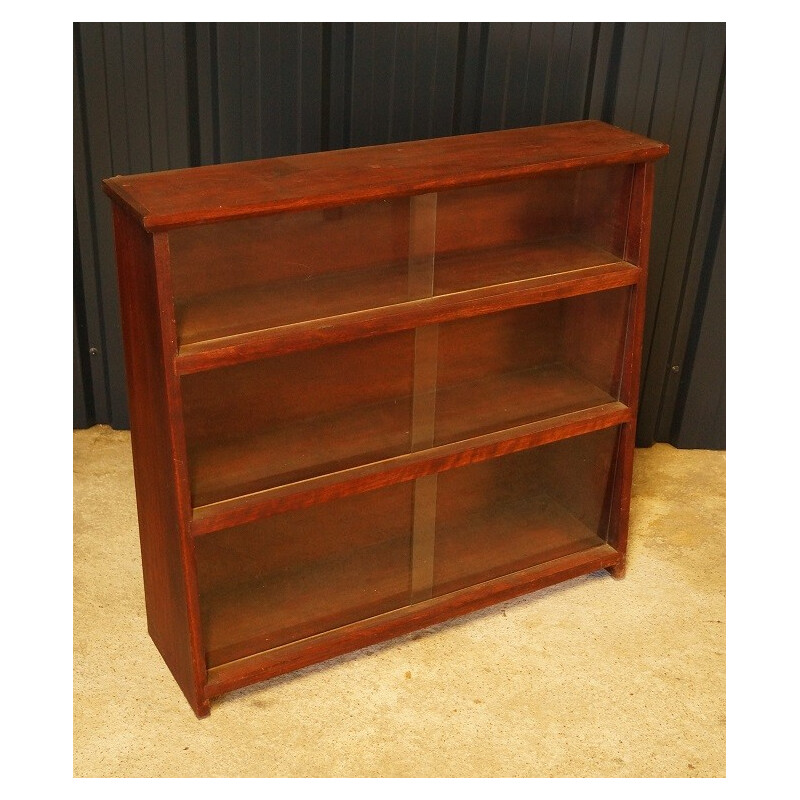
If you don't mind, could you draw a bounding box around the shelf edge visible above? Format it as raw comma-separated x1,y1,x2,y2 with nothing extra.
176,262,641,375
204,543,620,699
191,401,632,536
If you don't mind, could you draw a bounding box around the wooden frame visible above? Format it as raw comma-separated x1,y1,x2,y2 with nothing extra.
104,120,668,717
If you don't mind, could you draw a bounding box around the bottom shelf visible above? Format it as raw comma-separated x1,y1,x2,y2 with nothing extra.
205,542,621,700
202,536,412,668
201,500,606,668
197,426,620,669
433,493,607,598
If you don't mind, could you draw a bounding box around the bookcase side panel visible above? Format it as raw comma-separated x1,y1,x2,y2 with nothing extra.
607,162,656,574
111,204,209,716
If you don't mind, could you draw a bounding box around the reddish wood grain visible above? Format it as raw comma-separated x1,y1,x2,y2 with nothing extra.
176,261,640,374
102,121,668,230
606,162,657,577
105,121,668,715
111,206,210,717
204,544,621,699
191,402,632,537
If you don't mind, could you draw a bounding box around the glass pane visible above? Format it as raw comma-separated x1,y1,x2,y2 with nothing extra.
431,289,630,445
431,427,620,597
182,289,629,506
195,483,415,667
182,331,415,506
169,198,415,346
434,166,633,294
169,168,632,346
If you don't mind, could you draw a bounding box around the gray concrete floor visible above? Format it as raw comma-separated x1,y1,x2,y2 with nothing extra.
74,426,725,777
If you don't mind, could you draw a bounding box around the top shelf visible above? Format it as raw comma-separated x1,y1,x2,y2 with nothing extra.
177,237,626,348
101,121,668,230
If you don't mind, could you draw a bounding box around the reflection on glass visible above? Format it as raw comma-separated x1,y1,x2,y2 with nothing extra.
182,331,416,506
182,290,629,507
169,167,633,347
432,427,620,596
169,198,413,345
196,482,415,667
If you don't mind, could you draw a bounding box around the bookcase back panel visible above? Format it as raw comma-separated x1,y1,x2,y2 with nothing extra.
195,481,415,667
432,426,620,596
182,331,416,506
433,289,631,445
169,199,411,298
434,166,632,259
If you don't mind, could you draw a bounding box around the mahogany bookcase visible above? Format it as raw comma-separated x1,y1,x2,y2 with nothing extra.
103,120,668,717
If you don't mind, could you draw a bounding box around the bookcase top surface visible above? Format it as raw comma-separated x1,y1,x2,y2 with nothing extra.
102,120,668,231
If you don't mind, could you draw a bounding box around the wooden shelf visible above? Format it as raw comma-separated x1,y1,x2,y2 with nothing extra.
204,542,621,700
435,363,616,445
202,536,412,668
433,493,607,597
200,490,609,670
189,395,411,507
190,402,630,537
188,362,617,508
177,259,410,347
433,237,620,295
175,246,638,374
177,236,620,347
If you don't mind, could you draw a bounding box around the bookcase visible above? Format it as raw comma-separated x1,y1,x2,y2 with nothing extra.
103,120,668,717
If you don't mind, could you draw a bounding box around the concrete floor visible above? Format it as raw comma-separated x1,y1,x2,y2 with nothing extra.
73,426,725,777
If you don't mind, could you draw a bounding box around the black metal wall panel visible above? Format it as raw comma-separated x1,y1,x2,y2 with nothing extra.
477,22,596,131
73,22,194,429
672,192,726,449
73,21,726,449
338,22,460,147
612,22,726,447
209,22,325,163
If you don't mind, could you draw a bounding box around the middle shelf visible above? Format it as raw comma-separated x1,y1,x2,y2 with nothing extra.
187,362,616,507
182,288,631,514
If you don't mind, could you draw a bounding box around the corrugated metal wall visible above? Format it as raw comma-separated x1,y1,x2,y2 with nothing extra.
73,21,725,448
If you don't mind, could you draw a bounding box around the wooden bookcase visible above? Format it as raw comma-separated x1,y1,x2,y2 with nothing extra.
103,120,668,717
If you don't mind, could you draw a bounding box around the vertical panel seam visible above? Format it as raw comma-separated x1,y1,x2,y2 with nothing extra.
500,25,513,128
662,70,725,438
343,22,353,148
646,25,706,394
474,22,489,130
210,24,220,163
185,23,200,166
521,24,534,124
601,22,625,122
256,24,263,157
429,24,440,138
142,23,155,170
563,23,576,120
387,24,398,141
296,24,303,153
451,22,468,133
541,23,555,124
79,23,114,420
320,23,332,151
161,24,172,165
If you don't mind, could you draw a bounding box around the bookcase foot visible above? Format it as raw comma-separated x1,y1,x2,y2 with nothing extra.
606,561,627,580
193,697,211,718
